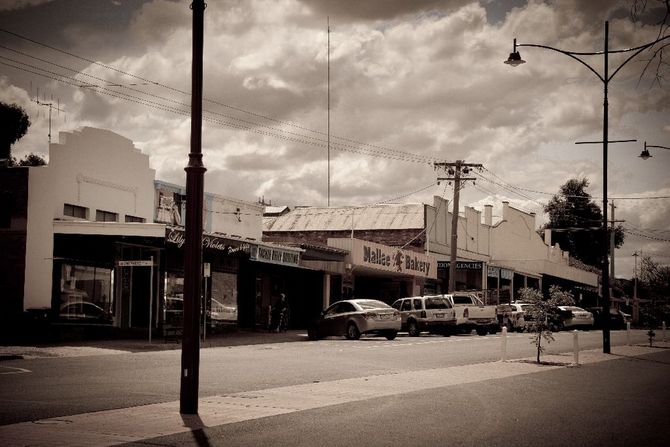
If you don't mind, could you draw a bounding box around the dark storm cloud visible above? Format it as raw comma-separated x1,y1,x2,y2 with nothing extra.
0,0,157,61
298,0,468,21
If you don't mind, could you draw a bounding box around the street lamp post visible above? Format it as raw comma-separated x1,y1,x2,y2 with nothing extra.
180,0,206,415
505,21,670,354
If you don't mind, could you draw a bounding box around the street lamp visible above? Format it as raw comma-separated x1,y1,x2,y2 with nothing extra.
505,21,670,354
180,0,206,415
639,141,670,160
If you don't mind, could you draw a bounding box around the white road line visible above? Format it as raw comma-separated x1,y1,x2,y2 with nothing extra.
0,366,31,375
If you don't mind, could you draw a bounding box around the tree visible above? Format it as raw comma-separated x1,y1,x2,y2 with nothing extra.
542,178,625,267
637,255,670,328
9,153,47,167
519,286,575,363
630,0,670,86
0,102,31,162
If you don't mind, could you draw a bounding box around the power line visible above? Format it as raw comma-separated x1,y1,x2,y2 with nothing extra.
0,30,440,165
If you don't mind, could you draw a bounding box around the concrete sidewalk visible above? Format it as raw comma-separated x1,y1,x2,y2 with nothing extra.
0,329,308,359
1,343,668,447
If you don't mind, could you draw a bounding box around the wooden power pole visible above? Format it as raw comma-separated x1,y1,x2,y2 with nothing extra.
435,161,482,292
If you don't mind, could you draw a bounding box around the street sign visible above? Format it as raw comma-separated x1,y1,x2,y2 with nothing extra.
204,262,211,278
117,260,154,267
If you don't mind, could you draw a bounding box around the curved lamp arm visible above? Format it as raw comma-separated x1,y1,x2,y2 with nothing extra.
640,141,670,159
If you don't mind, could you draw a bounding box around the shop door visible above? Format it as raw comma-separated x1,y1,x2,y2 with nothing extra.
130,267,151,328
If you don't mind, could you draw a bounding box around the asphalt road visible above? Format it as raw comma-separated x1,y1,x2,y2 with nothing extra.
0,329,657,426
123,349,670,447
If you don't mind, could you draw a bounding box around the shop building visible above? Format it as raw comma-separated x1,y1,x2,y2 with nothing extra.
0,127,164,332
0,127,321,335
263,204,437,304
265,197,598,305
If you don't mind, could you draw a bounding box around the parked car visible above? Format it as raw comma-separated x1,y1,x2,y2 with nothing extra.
208,298,237,325
308,299,400,340
442,293,499,335
506,302,535,331
557,306,594,330
586,307,632,330
59,301,113,324
391,295,456,336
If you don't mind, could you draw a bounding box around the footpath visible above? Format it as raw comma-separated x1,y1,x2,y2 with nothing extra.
0,329,306,360
0,339,668,447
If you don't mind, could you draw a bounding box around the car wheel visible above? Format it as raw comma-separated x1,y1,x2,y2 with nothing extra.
384,330,397,340
407,320,420,337
345,322,360,340
476,327,488,336
307,326,320,341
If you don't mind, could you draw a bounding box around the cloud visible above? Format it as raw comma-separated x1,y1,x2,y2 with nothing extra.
1,0,668,277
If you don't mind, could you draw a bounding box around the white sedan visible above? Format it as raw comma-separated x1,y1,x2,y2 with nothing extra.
557,306,594,329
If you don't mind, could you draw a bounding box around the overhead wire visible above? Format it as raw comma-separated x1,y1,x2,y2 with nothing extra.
0,29,440,165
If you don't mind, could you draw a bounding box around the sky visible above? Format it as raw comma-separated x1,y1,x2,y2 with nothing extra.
1,0,668,280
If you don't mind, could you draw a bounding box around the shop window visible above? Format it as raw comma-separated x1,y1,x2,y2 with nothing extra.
164,273,184,326
96,209,118,222
210,272,237,324
59,264,114,324
64,203,87,219
125,215,145,223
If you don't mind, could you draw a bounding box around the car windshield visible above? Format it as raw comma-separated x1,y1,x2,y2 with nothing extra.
425,298,448,309
356,300,391,310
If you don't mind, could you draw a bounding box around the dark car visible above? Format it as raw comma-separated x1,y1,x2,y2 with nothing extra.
587,307,631,330
308,299,400,340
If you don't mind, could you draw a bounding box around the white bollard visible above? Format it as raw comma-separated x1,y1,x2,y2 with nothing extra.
626,322,631,346
663,321,667,343
573,330,579,365
501,326,508,362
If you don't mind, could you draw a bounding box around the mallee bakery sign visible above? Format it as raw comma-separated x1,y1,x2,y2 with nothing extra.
351,239,436,279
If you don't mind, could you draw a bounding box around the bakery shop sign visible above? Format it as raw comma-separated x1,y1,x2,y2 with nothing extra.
352,239,436,279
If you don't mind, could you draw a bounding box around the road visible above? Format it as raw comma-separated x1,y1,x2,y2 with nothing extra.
0,329,658,426
126,348,670,447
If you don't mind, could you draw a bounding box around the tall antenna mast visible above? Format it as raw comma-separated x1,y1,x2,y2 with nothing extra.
327,16,331,207
34,97,65,144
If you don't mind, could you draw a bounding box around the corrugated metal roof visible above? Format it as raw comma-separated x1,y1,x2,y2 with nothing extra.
263,204,424,232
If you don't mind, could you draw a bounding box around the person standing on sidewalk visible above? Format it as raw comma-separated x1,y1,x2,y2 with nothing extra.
271,293,289,332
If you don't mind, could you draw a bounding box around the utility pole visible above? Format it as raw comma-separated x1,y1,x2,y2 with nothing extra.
610,201,616,280
435,161,482,292
633,251,639,323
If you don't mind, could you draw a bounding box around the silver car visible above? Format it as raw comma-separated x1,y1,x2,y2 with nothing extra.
558,306,595,329
391,296,456,336
308,299,401,340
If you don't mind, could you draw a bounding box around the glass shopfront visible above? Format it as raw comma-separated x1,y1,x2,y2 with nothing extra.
209,271,238,325
59,264,114,324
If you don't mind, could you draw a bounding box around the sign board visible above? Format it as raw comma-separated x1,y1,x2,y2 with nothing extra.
117,260,153,267
350,239,437,279
204,262,211,278
249,244,300,267
166,227,250,254
438,261,483,270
